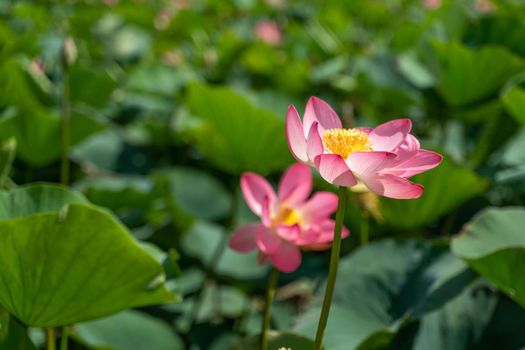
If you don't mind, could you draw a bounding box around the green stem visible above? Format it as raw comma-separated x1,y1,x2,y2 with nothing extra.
60,326,69,350
313,186,347,350
360,217,369,246
469,112,499,167
0,137,16,189
47,328,56,350
60,55,70,185
261,267,279,350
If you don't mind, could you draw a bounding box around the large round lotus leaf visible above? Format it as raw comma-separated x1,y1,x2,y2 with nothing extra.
407,279,498,350
74,310,184,350
294,239,474,350
429,41,525,107
184,83,293,175
156,166,232,221
0,184,88,219
0,201,178,327
181,220,268,279
0,58,100,168
452,207,525,307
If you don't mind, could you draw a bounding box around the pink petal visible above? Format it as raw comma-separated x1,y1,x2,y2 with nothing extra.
369,119,412,152
306,122,324,162
229,224,261,252
261,196,273,227
315,220,350,243
278,163,312,206
276,224,301,241
286,105,308,163
357,127,373,134
300,192,338,224
360,174,424,199
241,173,276,216
346,151,396,176
386,150,443,178
270,242,302,273
256,226,281,254
303,97,342,136
393,134,420,163
296,220,349,249
314,154,357,187
293,227,319,245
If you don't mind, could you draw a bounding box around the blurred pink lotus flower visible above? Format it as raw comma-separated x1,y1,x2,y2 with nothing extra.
475,0,495,13
423,0,441,9
254,20,282,46
286,97,443,199
229,163,349,273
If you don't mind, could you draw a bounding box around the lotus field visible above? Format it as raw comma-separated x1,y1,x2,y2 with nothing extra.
1,0,525,349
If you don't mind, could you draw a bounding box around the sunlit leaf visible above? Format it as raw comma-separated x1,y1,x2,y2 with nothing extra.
0,185,178,327
0,184,88,219
429,41,525,107
185,83,293,175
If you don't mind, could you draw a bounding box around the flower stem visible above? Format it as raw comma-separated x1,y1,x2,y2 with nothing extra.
60,47,70,185
60,326,69,350
360,217,369,245
0,138,16,189
47,328,56,350
261,267,279,350
313,186,347,350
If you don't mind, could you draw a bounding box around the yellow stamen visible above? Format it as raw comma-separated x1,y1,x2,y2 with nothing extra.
274,207,303,226
322,128,372,159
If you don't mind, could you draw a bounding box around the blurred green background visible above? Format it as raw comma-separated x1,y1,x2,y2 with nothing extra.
1,0,525,349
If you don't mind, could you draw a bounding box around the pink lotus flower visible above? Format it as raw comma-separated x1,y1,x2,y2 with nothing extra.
475,0,495,13
254,20,282,46
423,0,441,9
286,97,442,199
229,163,349,273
